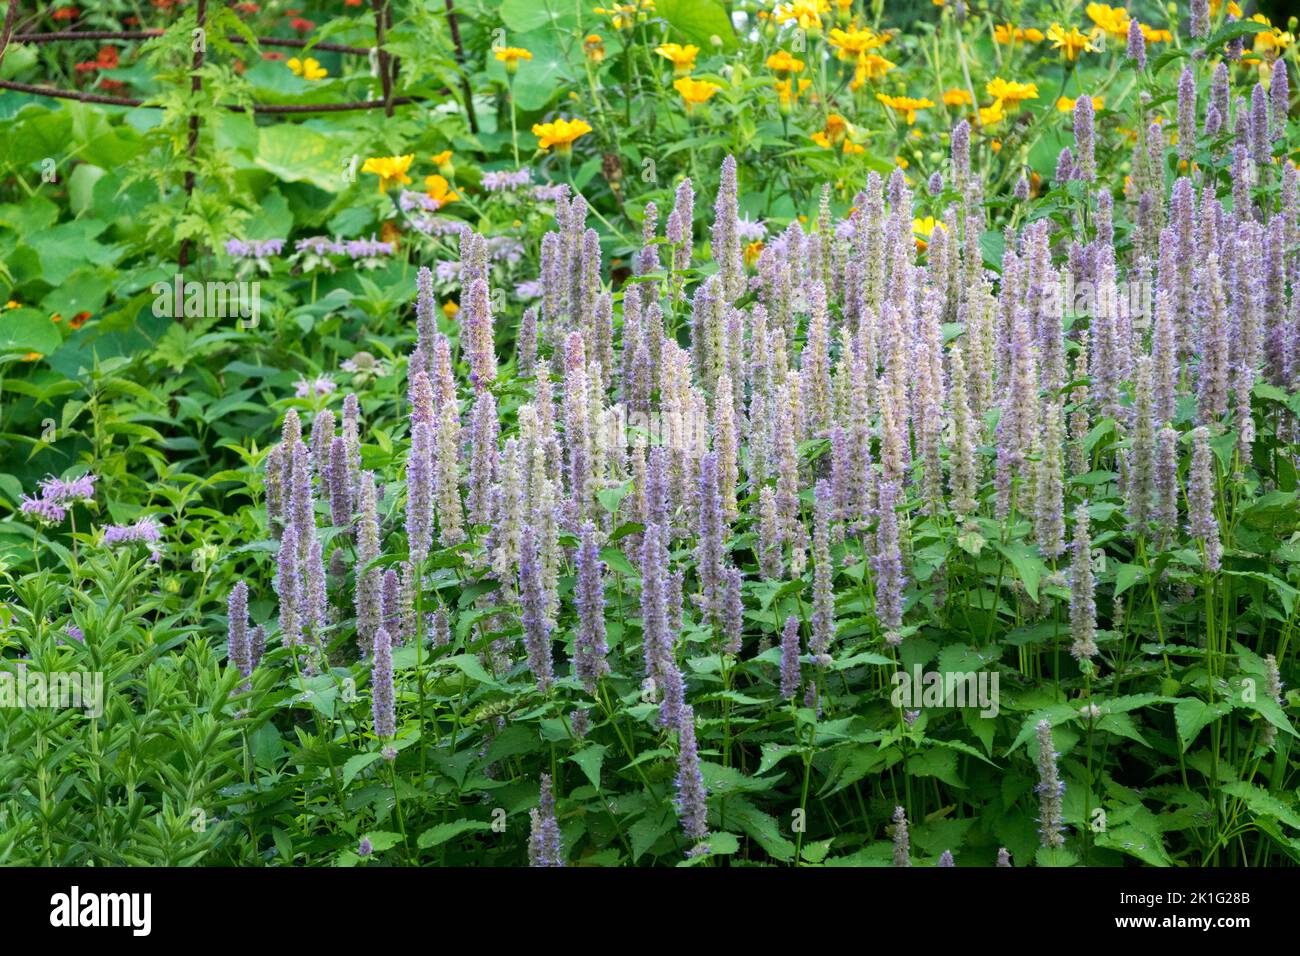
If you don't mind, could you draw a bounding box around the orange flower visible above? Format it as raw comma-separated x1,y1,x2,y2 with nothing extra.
673,77,721,110
425,174,460,208
766,50,805,75
942,88,972,106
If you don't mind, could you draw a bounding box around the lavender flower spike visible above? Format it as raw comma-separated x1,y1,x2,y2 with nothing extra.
779,615,802,700
1073,94,1096,181
1126,17,1146,69
1069,504,1099,661
528,774,564,867
371,626,396,748
674,705,709,844
1188,426,1222,571
228,581,252,679
573,521,611,692
1035,720,1066,849
518,526,556,693
892,806,910,867
405,421,434,565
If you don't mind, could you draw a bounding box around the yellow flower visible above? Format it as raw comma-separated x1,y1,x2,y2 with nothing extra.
361,154,414,192
978,100,1007,127
655,42,699,74
985,77,1038,104
773,77,812,112
942,88,972,106
1047,23,1101,60
532,117,593,153
850,53,894,89
442,301,459,319
424,174,459,208
774,0,829,32
584,34,606,63
4,299,19,309
895,155,908,169
1251,16,1293,56
1209,0,1242,15
287,56,327,81
766,50,805,75
1085,3,1130,40
1057,95,1103,113
843,140,865,154
674,76,722,109
1140,25,1172,43
876,93,934,125
912,216,945,250
990,139,1002,152
431,150,453,167
494,47,533,74
994,23,1044,44
827,25,889,59
811,113,851,149
595,1,652,30
744,240,764,266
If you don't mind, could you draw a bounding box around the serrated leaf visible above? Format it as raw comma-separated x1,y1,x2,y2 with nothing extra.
416,819,492,849
568,743,608,789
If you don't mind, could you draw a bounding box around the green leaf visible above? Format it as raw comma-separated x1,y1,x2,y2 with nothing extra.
568,743,608,789
597,481,631,514
1113,563,1145,599
656,0,738,53
1174,697,1232,751
1222,782,1300,830
417,819,493,849
254,124,346,192
728,797,795,862
0,307,60,356
994,541,1043,602
1203,18,1272,53
497,0,577,33
342,751,383,786
629,811,676,862
443,653,502,687
361,830,404,852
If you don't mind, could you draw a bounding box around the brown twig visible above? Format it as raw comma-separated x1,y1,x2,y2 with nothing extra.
370,0,393,117
178,0,206,269
0,78,433,111
443,0,478,135
14,30,376,57
0,0,19,70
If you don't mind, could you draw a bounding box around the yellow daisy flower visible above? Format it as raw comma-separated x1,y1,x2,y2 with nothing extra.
655,43,699,74
532,118,593,153
361,154,414,192
674,76,722,109
876,93,934,125
287,56,327,80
